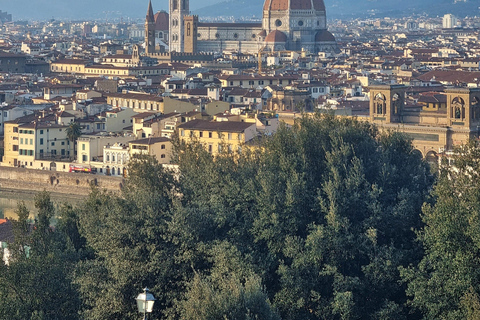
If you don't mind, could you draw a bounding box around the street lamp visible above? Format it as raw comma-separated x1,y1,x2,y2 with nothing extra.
136,287,156,320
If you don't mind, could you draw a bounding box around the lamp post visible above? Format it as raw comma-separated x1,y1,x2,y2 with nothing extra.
136,287,156,320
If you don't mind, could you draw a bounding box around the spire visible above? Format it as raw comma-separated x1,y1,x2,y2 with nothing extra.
146,0,155,22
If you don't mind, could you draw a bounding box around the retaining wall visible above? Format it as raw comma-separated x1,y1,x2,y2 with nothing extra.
0,167,124,196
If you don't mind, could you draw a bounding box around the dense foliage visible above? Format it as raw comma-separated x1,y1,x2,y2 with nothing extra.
8,113,480,320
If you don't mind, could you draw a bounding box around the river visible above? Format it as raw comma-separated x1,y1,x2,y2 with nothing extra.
0,189,85,221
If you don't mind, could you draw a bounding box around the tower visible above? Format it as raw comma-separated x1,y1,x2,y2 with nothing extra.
369,84,406,124
169,0,189,52
184,15,198,54
445,88,480,128
145,0,156,55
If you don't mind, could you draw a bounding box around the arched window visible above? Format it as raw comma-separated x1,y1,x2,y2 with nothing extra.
452,97,465,120
472,96,480,120
186,22,191,36
374,93,386,115
173,0,178,10
392,93,401,114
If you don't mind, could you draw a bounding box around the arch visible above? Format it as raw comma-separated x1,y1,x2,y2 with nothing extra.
451,96,465,120
392,92,401,114
374,93,386,115
186,22,191,36
411,149,423,159
472,96,480,120
425,150,439,169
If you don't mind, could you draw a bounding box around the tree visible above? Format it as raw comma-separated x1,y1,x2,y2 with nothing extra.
66,122,82,160
251,114,432,319
75,156,181,320
401,140,480,320
179,242,280,320
0,191,81,320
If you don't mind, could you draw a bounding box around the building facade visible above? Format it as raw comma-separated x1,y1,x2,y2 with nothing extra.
146,0,337,54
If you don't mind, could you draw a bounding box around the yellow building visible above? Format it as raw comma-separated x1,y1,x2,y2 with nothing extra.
368,84,480,162
177,119,256,155
129,137,172,164
50,59,88,74
3,122,20,167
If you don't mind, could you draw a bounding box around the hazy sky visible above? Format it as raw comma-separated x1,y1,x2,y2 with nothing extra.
0,0,223,21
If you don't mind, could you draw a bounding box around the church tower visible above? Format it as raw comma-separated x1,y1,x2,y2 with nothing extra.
145,0,156,55
169,0,189,52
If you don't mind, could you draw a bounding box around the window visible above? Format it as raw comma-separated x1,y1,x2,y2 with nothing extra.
40,130,43,134
106,155,110,162
112,155,115,162
209,132,212,138
181,130,185,137
82,155,87,162
228,133,232,140
208,145,212,153
61,141,65,145
20,138,23,144
13,145,18,151
52,142,55,146
161,144,166,149
199,132,203,138
40,149,43,154
40,138,43,145
30,139,33,145
161,154,166,158
82,144,85,151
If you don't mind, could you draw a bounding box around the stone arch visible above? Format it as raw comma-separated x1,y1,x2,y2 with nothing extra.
472,96,480,120
425,150,439,169
374,93,386,115
411,149,423,159
452,97,465,120
392,93,402,114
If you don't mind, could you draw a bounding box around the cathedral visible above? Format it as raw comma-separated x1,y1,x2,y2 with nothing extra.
145,0,337,54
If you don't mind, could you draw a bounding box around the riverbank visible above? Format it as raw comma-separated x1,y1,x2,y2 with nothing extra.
0,166,124,197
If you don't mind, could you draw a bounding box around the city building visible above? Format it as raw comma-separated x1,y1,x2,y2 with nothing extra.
442,14,458,29
145,0,337,54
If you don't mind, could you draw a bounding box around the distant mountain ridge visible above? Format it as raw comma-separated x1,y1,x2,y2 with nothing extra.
194,0,480,20
1,0,479,21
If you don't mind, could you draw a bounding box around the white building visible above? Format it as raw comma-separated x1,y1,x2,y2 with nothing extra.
443,14,458,29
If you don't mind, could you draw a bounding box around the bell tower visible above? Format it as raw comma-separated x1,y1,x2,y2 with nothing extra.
169,0,189,52
369,84,406,124
145,0,156,55
446,88,480,129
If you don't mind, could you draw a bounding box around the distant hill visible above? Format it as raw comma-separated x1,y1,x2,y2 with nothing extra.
194,0,480,20
2,0,479,21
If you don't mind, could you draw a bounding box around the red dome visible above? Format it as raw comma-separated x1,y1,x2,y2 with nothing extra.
263,0,325,11
265,30,287,43
259,30,267,37
315,30,335,42
154,11,169,31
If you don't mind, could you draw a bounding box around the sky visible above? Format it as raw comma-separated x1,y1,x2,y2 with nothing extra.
0,0,223,21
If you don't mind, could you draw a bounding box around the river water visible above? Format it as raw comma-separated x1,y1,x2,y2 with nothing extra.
0,190,84,221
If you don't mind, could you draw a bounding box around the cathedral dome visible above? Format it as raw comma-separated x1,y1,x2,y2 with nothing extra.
315,30,335,42
265,30,287,43
154,11,169,31
263,0,325,11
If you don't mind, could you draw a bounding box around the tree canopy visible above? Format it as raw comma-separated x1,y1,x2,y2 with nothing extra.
1,114,460,320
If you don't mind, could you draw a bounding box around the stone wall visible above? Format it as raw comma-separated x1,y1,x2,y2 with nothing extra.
0,167,123,196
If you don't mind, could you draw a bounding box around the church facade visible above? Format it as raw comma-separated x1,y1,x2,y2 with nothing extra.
145,0,337,54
